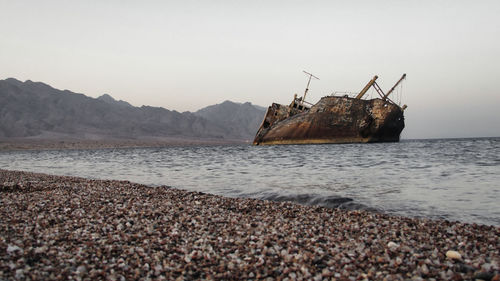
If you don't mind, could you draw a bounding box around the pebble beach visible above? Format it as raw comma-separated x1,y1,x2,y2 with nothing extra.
1,169,499,280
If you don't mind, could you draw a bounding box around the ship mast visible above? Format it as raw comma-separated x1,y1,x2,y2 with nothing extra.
302,71,319,102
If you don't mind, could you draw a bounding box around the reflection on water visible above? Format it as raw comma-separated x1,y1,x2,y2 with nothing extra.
1,137,499,226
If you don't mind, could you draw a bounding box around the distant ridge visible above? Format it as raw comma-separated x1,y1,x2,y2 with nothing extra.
195,100,266,139
0,78,266,141
97,94,133,108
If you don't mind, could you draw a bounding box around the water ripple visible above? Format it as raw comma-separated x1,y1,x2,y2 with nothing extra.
0,137,499,226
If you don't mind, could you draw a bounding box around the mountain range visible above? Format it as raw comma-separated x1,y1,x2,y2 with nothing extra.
0,78,266,142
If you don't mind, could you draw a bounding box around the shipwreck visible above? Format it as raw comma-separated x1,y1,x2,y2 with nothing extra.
253,72,407,145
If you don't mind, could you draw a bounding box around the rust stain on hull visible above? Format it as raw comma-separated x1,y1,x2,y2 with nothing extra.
253,74,406,145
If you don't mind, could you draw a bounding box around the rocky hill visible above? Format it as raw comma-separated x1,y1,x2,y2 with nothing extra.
194,101,266,140
0,78,266,141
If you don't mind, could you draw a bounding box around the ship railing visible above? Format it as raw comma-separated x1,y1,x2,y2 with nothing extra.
331,91,358,98
290,98,313,111
293,97,314,106
300,100,314,107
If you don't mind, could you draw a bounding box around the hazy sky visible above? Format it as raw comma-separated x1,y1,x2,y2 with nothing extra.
2,0,499,139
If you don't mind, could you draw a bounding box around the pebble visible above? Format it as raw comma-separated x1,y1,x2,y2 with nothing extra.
474,271,495,280
387,241,399,250
6,245,22,254
420,264,430,275
76,265,87,275
15,269,24,279
446,250,462,260
0,169,499,280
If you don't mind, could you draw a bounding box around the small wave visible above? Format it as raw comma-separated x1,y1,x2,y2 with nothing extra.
260,193,378,212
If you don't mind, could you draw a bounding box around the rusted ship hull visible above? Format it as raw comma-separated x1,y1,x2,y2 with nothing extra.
253,96,405,145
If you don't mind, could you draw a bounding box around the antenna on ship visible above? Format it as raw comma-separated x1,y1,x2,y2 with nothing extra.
302,71,319,102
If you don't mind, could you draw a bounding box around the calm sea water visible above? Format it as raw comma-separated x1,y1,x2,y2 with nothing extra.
1,138,499,226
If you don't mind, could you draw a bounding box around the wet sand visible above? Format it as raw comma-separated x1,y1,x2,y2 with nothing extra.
0,169,498,280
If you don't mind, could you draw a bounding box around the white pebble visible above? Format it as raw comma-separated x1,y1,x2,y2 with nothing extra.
387,241,399,249
7,245,22,253
445,250,462,260
420,264,429,275
76,265,87,274
15,269,24,279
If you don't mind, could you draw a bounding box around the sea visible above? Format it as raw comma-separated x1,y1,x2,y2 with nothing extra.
1,137,499,226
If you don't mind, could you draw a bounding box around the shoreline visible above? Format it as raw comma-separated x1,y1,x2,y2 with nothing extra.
1,169,499,280
2,137,498,152
0,138,249,151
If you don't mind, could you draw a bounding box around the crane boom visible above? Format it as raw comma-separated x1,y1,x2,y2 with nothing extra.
356,75,378,99
383,74,406,101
